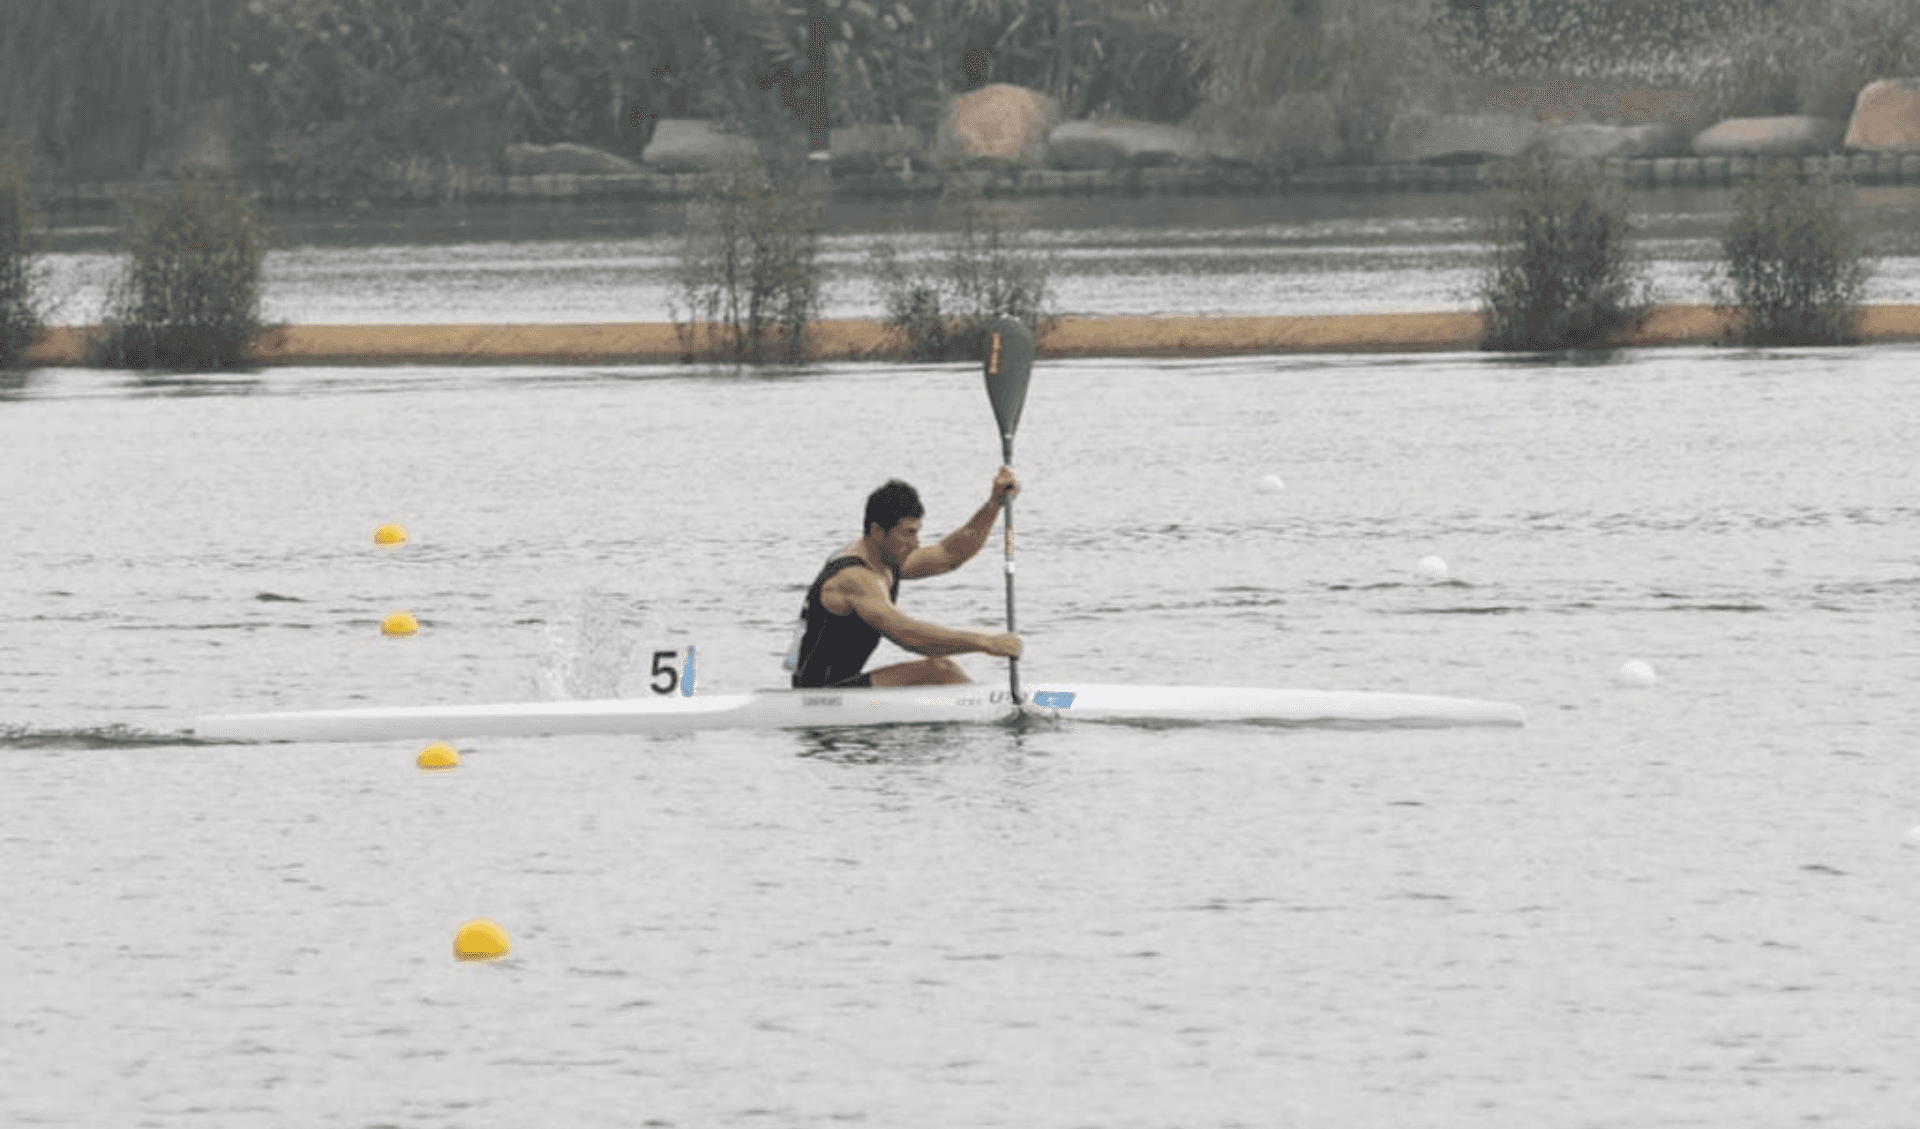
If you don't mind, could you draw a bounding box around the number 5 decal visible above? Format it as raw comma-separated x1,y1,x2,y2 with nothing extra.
650,650,680,695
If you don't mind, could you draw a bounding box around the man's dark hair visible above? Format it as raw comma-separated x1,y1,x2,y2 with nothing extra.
865,479,924,536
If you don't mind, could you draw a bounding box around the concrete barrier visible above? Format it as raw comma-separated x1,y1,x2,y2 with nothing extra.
25,306,1920,367
44,151,1911,212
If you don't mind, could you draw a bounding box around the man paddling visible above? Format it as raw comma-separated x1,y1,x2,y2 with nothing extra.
790,471,1022,688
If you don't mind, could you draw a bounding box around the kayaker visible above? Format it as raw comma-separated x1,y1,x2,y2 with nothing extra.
789,470,1023,688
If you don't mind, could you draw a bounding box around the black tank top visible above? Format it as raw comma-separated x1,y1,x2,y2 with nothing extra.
791,556,899,688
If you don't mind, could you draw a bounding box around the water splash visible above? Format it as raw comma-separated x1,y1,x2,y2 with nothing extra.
529,588,640,700
0,724,210,749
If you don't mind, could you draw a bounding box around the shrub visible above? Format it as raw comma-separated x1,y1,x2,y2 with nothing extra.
0,131,63,371
1702,157,1874,346
668,152,825,365
1465,140,1657,351
866,239,950,362
88,179,282,370
866,175,1061,363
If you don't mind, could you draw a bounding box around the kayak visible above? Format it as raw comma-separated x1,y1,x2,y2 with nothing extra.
196,320,1528,745
194,682,1526,742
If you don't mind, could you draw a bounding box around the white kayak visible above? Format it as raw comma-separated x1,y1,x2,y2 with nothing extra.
194,682,1525,742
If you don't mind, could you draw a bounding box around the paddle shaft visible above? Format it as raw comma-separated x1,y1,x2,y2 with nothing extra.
982,317,1034,708
1000,433,1019,706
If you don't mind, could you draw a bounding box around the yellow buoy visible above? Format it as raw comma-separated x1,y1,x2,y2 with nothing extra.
454,918,511,962
417,743,460,770
374,524,408,547
381,611,419,636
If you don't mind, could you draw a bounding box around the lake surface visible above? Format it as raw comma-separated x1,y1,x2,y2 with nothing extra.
38,185,1920,327
4,335,1919,1125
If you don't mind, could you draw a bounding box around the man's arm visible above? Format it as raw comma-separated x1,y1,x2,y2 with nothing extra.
836,570,998,656
898,466,1020,580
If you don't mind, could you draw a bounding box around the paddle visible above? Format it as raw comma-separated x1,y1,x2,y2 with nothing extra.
982,315,1035,706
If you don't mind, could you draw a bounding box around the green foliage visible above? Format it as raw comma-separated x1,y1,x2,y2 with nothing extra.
686,0,1211,192
0,0,253,182
241,0,1215,202
729,0,1211,131
1704,5,1815,119
1465,141,1657,351
1168,0,1862,165
1702,158,1874,346
12,0,1918,201
246,0,679,200
1175,0,1464,166
1773,0,1920,121
669,153,826,365
1428,0,1791,86
1425,0,1920,125
8,0,1215,194
866,176,1060,363
918,0,1211,124
88,180,285,369
0,132,63,370
1652,0,1920,123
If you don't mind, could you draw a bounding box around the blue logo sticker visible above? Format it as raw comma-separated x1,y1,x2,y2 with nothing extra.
1032,690,1074,709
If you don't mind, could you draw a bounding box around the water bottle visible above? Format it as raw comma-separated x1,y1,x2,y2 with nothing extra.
781,615,807,673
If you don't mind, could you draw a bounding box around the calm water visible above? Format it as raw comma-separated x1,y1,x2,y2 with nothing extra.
4,342,1919,1126
38,186,1920,325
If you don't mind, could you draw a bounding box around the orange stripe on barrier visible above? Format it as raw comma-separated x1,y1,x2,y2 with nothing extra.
24,308,1920,367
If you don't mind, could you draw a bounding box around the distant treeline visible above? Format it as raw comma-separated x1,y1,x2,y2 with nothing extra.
0,0,1867,198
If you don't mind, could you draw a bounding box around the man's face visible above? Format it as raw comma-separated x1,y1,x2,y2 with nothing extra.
875,517,922,570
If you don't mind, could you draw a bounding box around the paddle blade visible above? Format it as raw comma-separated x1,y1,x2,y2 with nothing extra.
982,316,1035,442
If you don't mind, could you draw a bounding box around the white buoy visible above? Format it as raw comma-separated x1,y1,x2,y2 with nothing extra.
1417,556,1448,580
1904,826,1920,848
1258,475,1286,493
1614,660,1658,688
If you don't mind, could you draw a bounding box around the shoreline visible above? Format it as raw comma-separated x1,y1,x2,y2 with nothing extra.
26,307,1920,367
34,153,1920,214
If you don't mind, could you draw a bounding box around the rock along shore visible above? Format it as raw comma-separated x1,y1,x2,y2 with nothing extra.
27,307,1920,367
38,151,1920,212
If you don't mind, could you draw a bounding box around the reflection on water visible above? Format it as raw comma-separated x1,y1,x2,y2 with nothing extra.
126,372,268,398
793,722,981,765
792,710,1067,765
